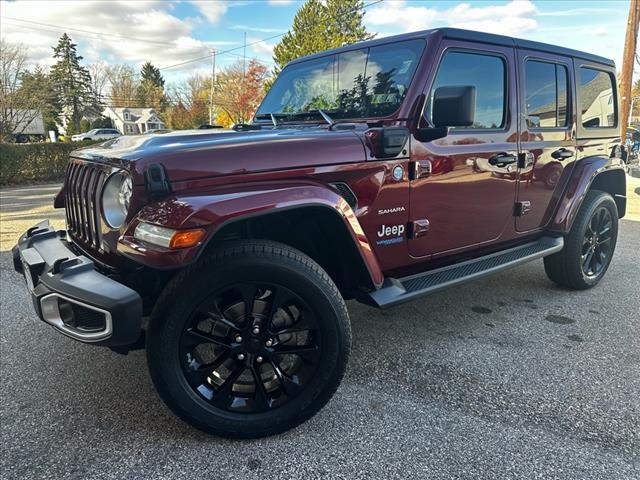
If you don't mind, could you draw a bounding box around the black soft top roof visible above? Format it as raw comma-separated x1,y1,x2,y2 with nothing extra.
288,27,614,68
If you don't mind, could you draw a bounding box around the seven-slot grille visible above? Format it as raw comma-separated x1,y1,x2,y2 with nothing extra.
64,161,108,248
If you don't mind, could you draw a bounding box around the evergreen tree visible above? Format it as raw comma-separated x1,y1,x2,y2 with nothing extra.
272,0,374,77
137,62,165,110
50,33,92,133
17,65,60,134
140,61,164,88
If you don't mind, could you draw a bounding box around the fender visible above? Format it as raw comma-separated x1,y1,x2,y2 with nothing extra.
550,155,626,233
118,181,384,287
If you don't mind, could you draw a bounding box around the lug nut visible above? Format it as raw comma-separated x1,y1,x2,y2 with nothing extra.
265,339,273,347
235,335,243,343
237,353,245,361
252,327,260,335
256,356,263,363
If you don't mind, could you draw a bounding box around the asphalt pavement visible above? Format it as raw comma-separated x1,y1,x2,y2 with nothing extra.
1,183,639,479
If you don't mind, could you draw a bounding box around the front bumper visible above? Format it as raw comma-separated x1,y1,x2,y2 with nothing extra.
12,221,142,346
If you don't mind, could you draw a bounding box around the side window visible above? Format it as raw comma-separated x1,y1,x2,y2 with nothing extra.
524,60,569,128
428,51,506,129
579,67,616,128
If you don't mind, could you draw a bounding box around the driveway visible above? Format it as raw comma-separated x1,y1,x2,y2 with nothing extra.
1,182,639,479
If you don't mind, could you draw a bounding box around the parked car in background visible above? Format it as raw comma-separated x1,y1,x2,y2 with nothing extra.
71,128,121,142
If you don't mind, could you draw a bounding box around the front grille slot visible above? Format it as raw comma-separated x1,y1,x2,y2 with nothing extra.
65,161,107,248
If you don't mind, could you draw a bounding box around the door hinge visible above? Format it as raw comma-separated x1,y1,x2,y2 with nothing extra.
514,201,531,216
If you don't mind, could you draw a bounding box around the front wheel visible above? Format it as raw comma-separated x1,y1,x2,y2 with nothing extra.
544,190,618,289
146,240,351,438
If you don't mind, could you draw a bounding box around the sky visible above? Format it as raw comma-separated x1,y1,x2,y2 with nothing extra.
0,0,633,85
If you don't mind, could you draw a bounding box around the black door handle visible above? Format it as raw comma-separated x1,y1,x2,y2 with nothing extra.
551,148,574,160
488,153,517,167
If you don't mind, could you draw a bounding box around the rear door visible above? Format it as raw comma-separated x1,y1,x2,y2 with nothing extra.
408,41,519,258
516,50,576,232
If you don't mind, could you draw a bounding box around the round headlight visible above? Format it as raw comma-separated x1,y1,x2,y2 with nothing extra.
102,172,132,229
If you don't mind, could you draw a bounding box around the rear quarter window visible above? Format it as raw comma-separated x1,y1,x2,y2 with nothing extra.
579,67,616,128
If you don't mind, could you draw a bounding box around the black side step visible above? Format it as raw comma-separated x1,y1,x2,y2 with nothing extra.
366,236,564,309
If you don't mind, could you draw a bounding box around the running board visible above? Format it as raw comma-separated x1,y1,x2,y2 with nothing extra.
366,236,564,309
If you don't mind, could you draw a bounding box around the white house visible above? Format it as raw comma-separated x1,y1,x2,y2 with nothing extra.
102,107,165,135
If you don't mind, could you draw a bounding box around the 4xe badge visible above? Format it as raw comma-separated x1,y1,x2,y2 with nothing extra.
376,224,405,246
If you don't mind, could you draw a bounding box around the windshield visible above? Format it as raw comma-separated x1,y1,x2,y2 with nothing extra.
256,39,425,122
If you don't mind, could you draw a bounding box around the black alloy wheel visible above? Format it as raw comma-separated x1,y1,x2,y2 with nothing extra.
179,283,321,413
544,190,618,290
581,206,613,278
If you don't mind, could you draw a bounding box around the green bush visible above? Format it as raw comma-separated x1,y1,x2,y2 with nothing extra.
0,141,101,185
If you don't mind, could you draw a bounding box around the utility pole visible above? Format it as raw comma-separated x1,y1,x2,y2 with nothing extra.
620,0,639,139
243,32,247,75
208,49,216,126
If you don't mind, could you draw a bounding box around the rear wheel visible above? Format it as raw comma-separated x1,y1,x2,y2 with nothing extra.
146,240,351,438
544,190,618,289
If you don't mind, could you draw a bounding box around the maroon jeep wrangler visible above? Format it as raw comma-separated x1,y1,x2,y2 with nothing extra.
14,28,626,438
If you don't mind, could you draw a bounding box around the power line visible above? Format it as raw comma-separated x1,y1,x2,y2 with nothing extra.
7,0,382,111
2,0,380,74
0,20,274,69
2,16,185,48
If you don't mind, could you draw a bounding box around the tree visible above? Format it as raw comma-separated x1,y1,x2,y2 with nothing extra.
213,59,269,125
106,64,139,107
137,62,165,110
165,75,208,128
49,33,93,133
632,78,640,118
0,41,52,141
18,66,59,134
87,62,109,106
272,0,374,76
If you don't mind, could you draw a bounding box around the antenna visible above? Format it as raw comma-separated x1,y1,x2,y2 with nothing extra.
317,109,334,127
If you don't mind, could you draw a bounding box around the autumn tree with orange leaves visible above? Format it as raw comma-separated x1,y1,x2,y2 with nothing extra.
212,59,269,127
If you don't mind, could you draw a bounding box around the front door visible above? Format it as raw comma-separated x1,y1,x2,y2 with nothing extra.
516,50,576,232
408,41,519,258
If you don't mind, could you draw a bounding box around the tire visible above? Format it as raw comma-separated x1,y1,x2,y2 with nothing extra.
544,190,618,289
146,240,351,438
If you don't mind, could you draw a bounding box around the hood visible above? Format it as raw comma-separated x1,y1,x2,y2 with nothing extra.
71,127,367,183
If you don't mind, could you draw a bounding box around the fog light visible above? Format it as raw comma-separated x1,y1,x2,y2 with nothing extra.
134,222,205,249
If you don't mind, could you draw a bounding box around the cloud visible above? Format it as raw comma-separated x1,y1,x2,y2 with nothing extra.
366,1,437,32
366,0,538,36
268,0,294,5
443,0,537,34
536,8,613,17
0,0,221,75
249,38,275,56
190,0,228,24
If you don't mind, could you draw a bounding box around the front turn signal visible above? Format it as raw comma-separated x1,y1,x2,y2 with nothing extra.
169,228,206,249
134,222,206,249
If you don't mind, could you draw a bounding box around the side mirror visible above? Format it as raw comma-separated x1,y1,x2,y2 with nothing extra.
413,86,476,143
432,85,476,128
